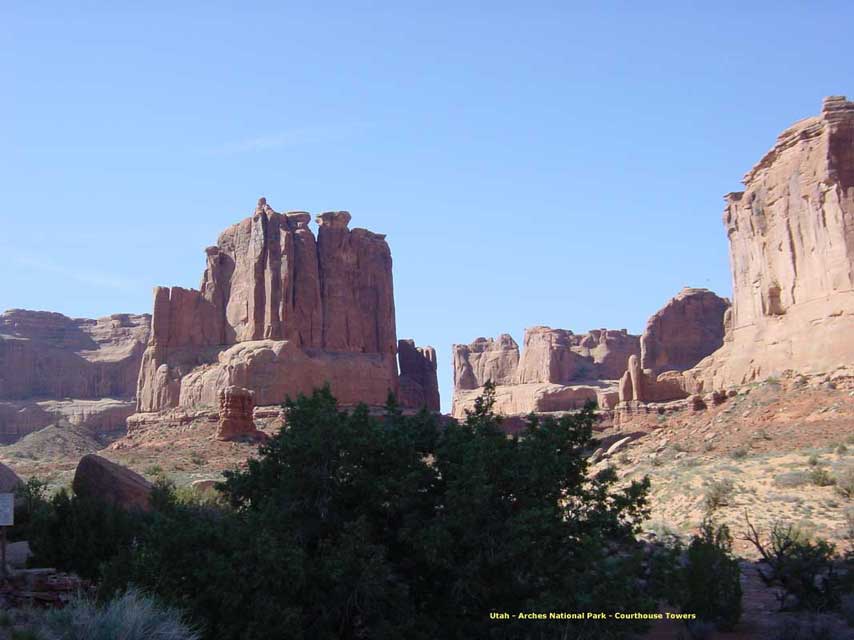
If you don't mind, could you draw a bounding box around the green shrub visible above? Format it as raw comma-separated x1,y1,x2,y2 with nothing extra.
38,385,657,640
731,447,749,460
681,519,742,631
703,479,735,512
775,471,811,488
743,516,841,611
810,467,836,487
835,466,854,499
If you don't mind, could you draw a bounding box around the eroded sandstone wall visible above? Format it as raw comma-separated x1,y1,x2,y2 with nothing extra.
687,96,854,391
136,199,407,413
0,310,150,439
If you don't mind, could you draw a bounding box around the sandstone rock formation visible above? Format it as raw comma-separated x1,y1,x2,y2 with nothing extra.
216,385,265,441
0,310,150,441
640,288,730,375
617,288,730,405
452,335,519,390
687,96,854,391
516,327,640,384
0,310,150,401
452,327,639,417
134,199,437,422
72,454,152,511
397,339,440,411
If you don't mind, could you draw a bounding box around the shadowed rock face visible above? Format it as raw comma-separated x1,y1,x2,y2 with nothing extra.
398,339,440,412
72,454,152,511
136,199,431,414
687,96,854,391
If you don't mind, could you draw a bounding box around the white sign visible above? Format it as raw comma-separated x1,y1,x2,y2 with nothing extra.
0,493,13,526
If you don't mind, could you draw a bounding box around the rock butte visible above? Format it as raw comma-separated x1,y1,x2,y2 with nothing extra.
0,310,150,441
131,198,438,430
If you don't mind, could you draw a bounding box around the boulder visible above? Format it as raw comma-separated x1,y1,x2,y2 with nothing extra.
0,462,23,494
72,454,152,511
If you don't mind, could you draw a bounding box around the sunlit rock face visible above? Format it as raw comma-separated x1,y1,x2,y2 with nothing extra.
136,198,436,416
687,96,854,392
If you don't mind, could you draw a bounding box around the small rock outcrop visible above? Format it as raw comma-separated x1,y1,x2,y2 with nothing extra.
397,339,440,411
216,386,265,441
687,96,854,391
72,454,152,511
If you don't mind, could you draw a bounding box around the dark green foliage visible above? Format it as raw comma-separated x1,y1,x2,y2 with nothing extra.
10,476,50,542
27,487,145,580
682,519,742,631
744,515,841,612
31,384,658,640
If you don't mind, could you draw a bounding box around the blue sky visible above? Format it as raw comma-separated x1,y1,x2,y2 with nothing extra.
2,2,851,411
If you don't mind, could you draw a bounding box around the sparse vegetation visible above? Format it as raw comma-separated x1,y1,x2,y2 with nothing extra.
703,478,735,512
835,465,854,499
809,467,836,487
731,446,749,460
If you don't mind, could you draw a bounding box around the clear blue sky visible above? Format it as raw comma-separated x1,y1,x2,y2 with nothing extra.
2,2,851,411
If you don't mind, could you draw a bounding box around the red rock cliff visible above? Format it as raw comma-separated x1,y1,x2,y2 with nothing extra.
136,199,405,412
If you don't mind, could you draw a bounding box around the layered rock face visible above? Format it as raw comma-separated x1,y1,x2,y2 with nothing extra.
398,339,440,411
0,310,150,440
687,96,854,391
452,327,639,417
136,198,430,417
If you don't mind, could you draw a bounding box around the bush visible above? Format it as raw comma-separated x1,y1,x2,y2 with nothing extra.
33,588,199,640
703,478,735,512
681,519,742,631
28,487,146,580
743,515,841,611
39,385,658,640
775,471,811,488
731,447,749,460
835,466,854,499
809,468,836,488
